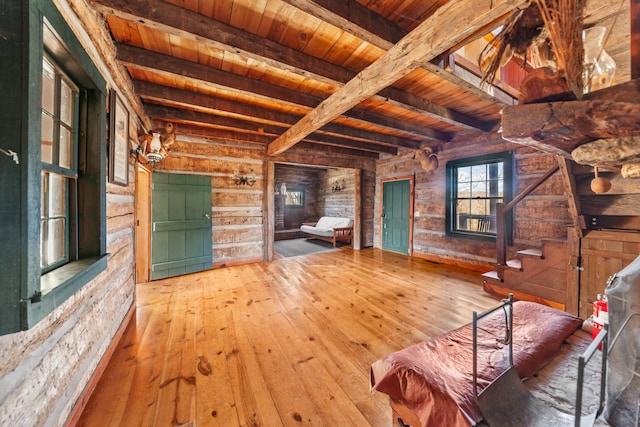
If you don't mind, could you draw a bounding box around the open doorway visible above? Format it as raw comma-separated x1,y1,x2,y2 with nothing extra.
273,163,358,256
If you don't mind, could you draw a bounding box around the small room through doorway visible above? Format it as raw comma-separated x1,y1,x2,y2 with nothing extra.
274,163,355,245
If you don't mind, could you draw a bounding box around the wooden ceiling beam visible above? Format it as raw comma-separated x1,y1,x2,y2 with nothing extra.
133,80,442,144
93,0,489,132
267,0,529,155
118,44,449,141
169,123,272,145
281,0,517,107
164,122,382,158
145,104,406,154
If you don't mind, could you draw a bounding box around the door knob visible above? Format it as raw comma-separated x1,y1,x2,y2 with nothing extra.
204,214,211,219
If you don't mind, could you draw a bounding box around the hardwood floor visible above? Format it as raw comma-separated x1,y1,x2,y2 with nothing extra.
76,248,498,426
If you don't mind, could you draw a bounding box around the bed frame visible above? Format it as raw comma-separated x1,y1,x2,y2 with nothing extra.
371,298,608,427
472,295,607,427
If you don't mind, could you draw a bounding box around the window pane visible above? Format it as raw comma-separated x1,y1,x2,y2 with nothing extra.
42,58,55,113
457,181,471,198
285,190,304,206
471,164,486,181
457,166,471,183
59,126,73,169
41,112,54,163
60,80,74,125
41,172,67,270
472,181,487,198
44,172,67,217
41,218,66,269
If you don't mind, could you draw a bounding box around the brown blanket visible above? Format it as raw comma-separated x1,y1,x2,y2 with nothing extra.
370,301,583,426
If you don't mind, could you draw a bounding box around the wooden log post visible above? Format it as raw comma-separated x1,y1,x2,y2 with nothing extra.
495,203,507,280
633,0,640,79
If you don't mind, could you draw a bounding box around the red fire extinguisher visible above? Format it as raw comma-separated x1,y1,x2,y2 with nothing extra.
592,294,608,349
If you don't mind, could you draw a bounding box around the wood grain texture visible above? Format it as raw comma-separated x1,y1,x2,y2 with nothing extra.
267,0,528,155
76,248,498,426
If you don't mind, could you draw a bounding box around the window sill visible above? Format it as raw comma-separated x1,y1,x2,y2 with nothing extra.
446,231,496,243
41,255,109,296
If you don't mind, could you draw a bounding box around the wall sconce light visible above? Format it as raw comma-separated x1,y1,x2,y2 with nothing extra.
232,168,257,186
331,180,344,192
280,182,287,195
131,132,165,166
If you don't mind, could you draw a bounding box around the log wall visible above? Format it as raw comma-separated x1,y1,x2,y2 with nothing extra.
317,168,355,219
155,137,266,265
375,135,573,268
0,1,137,425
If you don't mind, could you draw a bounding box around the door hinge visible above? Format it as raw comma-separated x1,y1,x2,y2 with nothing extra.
572,266,584,271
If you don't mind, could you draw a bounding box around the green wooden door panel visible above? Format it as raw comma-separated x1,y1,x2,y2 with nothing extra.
153,220,211,232
382,180,410,254
151,173,212,280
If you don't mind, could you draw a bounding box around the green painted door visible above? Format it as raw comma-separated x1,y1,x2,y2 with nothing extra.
151,173,212,280
382,179,410,254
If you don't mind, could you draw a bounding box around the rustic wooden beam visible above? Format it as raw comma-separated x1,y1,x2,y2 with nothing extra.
633,0,640,79
146,105,398,155
557,157,585,238
295,142,381,159
171,123,273,145
267,0,529,155
118,44,449,141
94,0,490,132
281,0,517,107
145,102,415,151
134,80,422,148
280,0,405,46
501,94,640,158
169,123,381,159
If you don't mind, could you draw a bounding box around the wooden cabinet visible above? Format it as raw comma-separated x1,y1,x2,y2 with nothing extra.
577,231,640,319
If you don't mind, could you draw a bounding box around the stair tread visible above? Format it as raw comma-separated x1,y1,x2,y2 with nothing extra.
482,270,500,280
517,248,543,258
506,259,522,270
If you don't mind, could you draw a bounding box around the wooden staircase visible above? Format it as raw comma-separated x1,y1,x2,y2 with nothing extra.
482,239,567,311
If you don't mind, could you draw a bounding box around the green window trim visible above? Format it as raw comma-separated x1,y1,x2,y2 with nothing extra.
445,151,514,243
0,0,108,335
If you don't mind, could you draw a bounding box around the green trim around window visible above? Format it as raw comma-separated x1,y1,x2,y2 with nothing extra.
0,0,108,335
445,151,514,243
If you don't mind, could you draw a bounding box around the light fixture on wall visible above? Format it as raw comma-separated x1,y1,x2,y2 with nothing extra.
280,182,287,195
232,168,256,186
331,180,344,192
131,132,163,165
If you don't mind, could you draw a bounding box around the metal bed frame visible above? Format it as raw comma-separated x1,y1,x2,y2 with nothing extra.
471,294,608,427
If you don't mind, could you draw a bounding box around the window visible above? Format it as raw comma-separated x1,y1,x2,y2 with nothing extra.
285,189,304,207
446,152,513,242
41,56,78,275
0,1,108,335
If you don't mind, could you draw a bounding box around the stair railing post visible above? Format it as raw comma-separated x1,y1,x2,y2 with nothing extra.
496,202,506,280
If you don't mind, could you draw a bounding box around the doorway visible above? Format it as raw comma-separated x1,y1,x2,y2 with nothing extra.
382,178,413,254
150,173,213,280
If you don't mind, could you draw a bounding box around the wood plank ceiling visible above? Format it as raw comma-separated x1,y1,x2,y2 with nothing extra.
90,0,632,159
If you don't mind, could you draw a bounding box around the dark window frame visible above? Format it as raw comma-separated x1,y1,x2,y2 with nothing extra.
445,151,514,243
285,189,305,208
0,0,108,335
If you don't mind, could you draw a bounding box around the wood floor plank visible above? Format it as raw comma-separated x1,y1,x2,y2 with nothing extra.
77,248,498,426
153,282,198,426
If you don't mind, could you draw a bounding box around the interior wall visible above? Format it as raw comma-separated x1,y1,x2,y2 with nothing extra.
274,164,323,229
0,1,137,425
374,134,572,268
317,168,355,219
155,136,265,266
0,169,136,427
